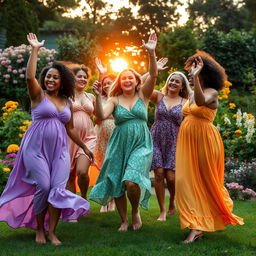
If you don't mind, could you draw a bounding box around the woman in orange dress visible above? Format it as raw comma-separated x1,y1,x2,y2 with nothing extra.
175,51,244,243
66,66,97,199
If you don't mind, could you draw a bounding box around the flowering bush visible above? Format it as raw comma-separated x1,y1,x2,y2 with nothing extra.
0,44,56,108
0,150,18,194
0,101,31,151
226,182,256,201
215,81,256,161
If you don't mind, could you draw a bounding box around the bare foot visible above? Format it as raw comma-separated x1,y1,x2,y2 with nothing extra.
68,219,78,223
183,230,203,244
35,230,46,244
118,221,129,232
132,210,142,230
100,205,108,213
157,211,166,221
47,233,62,246
167,207,176,216
107,200,115,212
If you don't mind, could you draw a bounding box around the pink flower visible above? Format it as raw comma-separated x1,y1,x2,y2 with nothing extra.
12,70,18,74
19,74,25,78
13,80,18,84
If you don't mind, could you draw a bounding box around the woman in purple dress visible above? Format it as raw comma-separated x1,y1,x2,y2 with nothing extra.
0,33,93,245
150,71,190,221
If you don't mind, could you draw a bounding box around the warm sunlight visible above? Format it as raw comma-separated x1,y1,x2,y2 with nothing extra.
110,58,128,73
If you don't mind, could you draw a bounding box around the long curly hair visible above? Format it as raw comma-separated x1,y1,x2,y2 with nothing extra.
39,62,75,100
185,50,227,91
108,68,142,97
161,72,189,99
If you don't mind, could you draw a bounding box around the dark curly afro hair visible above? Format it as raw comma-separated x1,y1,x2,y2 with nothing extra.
39,62,75,100
185,50,227,91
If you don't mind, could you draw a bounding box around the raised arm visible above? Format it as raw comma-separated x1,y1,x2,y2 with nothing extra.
92,80,116,120
26,33,45,102
140,32,158,99
141,57,168,84
191,57,218,109
95,57,107,82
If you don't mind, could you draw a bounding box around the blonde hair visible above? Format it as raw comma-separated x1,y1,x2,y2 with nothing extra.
161,72,189,99
108,68,142,97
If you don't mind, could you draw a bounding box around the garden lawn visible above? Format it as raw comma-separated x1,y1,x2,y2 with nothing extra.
0,195,255,256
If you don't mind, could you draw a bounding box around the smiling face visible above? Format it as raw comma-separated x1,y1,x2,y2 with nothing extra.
167,74,184,93
74,70,88,90
44,68,61,92
119,70,137,93
102,77,114,94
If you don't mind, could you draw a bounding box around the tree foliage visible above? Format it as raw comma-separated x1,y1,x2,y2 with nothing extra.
3,0,38,47
187,0,251,32
201,28,256,87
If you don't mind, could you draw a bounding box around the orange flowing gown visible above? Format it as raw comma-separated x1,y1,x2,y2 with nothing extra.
175,100,244,231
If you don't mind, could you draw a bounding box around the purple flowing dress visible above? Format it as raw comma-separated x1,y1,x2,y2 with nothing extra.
150,97,183,170
0,96,90,230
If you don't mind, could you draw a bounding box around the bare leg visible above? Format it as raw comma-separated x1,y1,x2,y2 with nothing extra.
183,229,203,243
114,194,129,231
76,155,91,199
100,205,108,213
35,209,47,244
125,181,142,230
66,170,76,194
47,204,62,245
154,168,166,221
107,198,115,212
166,170,176,216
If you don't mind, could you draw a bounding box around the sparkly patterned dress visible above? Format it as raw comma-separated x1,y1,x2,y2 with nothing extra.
89,97,152,209
150,97,183,170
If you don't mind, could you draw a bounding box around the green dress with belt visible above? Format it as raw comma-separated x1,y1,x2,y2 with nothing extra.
89,97,152,209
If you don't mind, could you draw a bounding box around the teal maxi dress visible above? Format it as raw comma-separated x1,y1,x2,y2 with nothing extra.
89,97,152,209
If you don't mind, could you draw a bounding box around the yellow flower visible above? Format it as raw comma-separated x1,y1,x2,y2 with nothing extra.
10,105,17,110
3,113,8,117
222,95,228,99
231,140,236,143
2,106,7,110
3,168,11,172
218,96,223,100
19,126,27,132
239,136,243,139
224,81,232,87
7,108,13,112
7,144,20,153
229,103,236,109
235,129,242,134
247,113,253,118
19,134,24,138
233,114,237,118
23,120,32,126
5,101,18,108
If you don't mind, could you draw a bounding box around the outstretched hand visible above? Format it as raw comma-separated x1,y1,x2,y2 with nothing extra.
27,33,45,48
157,57,168,71
95,57,107,74
92,80,102,96
142,32,157,52
190,56,204,77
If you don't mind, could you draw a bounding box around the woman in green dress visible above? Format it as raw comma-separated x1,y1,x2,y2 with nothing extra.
89,32,158,231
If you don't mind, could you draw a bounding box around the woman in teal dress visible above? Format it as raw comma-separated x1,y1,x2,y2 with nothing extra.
89,32,158,231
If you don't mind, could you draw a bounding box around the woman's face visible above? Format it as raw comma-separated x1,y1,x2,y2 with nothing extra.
167,75,183,93
75,70,88,89
102,77,114,94
44,68,61,92
120,71,137,93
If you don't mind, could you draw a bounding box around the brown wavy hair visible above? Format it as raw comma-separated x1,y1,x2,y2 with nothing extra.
185,50,227,91
108,69,142,97
101,74,117,96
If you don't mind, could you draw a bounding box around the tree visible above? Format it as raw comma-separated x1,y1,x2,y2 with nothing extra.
201,28,256,87
3,0,38,47
187,0,250,32
159,22,200,71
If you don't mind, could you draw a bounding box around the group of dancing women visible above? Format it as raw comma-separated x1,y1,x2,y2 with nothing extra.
0,32,244,245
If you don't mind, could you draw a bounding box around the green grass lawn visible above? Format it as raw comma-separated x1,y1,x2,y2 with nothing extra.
0,195,255,256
